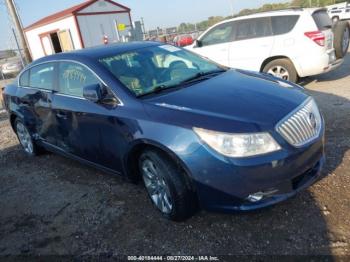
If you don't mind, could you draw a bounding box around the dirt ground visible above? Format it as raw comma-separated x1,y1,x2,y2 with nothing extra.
0,55,349,258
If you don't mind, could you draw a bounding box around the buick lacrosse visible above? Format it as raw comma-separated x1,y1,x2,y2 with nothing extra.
3,42,325,221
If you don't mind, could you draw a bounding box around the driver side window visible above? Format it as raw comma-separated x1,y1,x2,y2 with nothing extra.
200,22,235,47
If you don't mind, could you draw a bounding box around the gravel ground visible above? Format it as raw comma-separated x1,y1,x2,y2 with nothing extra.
0,55,349,258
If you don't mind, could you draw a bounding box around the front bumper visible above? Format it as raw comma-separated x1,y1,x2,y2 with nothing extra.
182,130,325,213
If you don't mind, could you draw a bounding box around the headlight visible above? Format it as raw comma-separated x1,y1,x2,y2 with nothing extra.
193,128,281,158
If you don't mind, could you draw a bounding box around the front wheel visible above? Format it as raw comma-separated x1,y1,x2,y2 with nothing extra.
262,59,298,83
139,149,196,221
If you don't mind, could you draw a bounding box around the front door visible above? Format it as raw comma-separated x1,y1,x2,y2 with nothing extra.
51,61,124,172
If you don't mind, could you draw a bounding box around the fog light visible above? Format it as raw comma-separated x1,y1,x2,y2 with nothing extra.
246,189,279,203
246,192,264,203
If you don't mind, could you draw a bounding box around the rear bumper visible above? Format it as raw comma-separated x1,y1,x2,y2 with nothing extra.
294,50,343,77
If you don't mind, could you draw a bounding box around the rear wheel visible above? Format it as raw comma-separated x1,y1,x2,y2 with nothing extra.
139,149,196,221
262,59,298,83
333,21,350,59
15,119,37,156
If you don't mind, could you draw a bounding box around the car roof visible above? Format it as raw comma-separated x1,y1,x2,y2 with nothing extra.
32,41,161,65
217,7,326,23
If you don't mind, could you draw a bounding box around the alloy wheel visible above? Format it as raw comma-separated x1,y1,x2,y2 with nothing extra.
16,122,34,154
141,159,173,214
267,66,290,81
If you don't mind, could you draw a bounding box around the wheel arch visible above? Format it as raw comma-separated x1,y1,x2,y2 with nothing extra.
124,139,198,193
260,55,301,77
9,112,19,131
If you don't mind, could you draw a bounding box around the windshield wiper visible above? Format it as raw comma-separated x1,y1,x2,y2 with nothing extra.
138,84,177,98
179,69,226,85
138,69,226,98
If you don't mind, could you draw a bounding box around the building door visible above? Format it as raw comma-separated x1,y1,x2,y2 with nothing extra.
41,35,54,55
50,32,63,53
58,30,74,51
40,30,74,56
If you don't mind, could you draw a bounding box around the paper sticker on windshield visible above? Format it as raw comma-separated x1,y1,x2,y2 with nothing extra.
159,45,181,52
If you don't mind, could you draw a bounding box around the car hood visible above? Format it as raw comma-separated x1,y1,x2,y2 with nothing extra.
143,70,309,133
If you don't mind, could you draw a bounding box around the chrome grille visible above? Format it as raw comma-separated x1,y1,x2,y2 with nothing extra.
277,98,322,147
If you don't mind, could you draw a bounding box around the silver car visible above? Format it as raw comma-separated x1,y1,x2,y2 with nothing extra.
1,58,23,77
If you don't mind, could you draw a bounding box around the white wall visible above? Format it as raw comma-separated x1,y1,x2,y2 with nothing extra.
25,16,82,60
77,13,132,48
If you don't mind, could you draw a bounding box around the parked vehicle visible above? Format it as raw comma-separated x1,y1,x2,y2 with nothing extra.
186,8,349,83
1,58,23,77
327,2,350,22
173,34,194,47
3,42,325,221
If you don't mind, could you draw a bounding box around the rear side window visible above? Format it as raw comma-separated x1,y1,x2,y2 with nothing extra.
235,18,272,41
19,70,29,86
29,63,55,90
58,62,100,98
271,15,299,35
200,22,234,46
312,10,332,30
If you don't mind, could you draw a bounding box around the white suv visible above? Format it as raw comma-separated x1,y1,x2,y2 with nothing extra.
186,8,348,82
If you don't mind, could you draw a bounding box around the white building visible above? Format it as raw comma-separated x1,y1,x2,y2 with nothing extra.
24,0,133,60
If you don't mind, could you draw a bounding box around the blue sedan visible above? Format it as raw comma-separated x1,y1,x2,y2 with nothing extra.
2,42,325,221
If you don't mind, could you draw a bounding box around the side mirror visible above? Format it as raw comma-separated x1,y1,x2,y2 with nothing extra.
194,40,203,48
83,83,103,103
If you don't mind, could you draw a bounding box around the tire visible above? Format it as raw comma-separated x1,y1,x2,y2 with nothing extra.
333,21,350,59
139,149,196,221
262,59,298,83
15,119,40,156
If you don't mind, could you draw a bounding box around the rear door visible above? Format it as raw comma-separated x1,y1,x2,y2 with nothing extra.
228,17,274,71
193,21,235,66
17,63,56,145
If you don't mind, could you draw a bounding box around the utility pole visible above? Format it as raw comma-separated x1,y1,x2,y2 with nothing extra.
5,0,32,63
12,28,25,67
228,0,234,16
141,17,146,40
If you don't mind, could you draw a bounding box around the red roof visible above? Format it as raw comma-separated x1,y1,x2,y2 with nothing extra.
24,0,130,31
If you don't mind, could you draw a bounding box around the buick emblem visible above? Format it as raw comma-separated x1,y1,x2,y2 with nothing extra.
309,113,317,129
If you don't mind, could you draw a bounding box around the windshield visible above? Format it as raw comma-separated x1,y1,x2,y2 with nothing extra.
98,45,225,97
